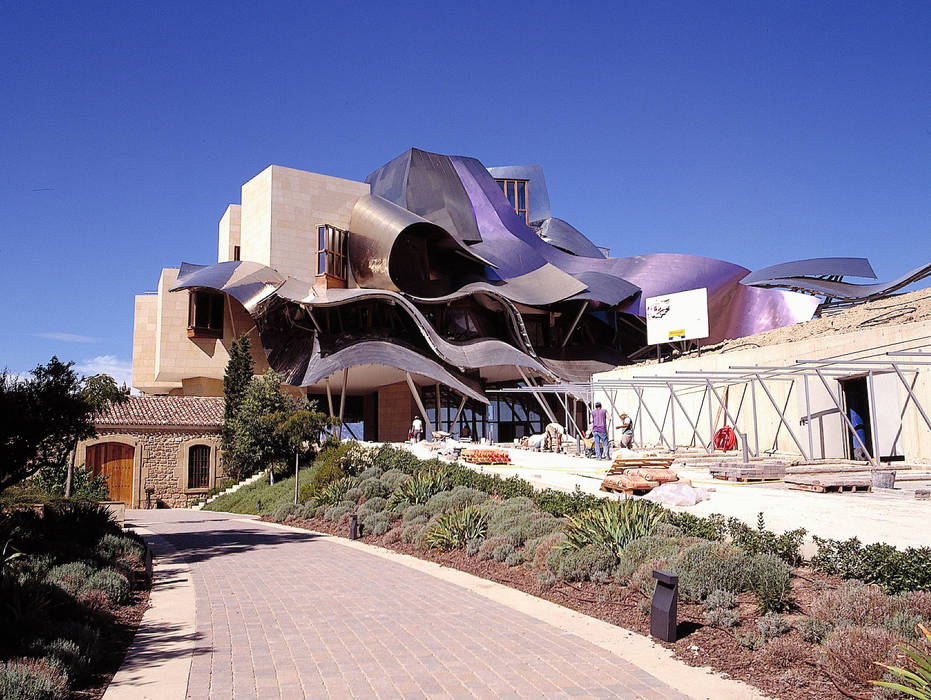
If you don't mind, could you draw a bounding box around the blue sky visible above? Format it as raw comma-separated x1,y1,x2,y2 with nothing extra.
2,1,929,383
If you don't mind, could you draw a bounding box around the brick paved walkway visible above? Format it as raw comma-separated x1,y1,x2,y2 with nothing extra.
132,510,691,699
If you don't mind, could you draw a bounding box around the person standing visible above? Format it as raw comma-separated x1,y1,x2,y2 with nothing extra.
411,416,423,442
617,412,634,449
590,402,610,460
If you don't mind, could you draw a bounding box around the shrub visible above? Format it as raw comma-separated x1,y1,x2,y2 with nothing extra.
388,468,450,507
704,607,739,628
359,466,384,481
797,616,832,643
736,630,764,650
904,590,931,622
272,503,297,522
465,539,482,557
757,613,790,639
402,504,429,522
764,636,810,667
616,536,683,583
446,465,535,500
358,497,387,516
342,487,363,504
426,507,488,551
380,469,408,491
533,486,604,518
0,658,68,700
532,531,566,571
317,477,357,506
747,553,793,613
85,569,131,604
77,588,110,613
426,487,487,516
726,513,805,565
362,512,392,536
666,511,726,541
546,545,616,582
705,589,736,610
505,551,524,567
46,562,97,596
561,499,665,563
883,609,926,640
809,582,897,629
95,532,145,565
822,625,903,693
631,559,669,599
323,502,355,522
359,478,388,500
401,523,423,544
673,541,750,601
812,536,931,594
492,542,515,562
309,460,347,496
478,536,509,561
30,637,92,682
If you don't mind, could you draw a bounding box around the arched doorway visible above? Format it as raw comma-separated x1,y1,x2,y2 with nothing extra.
86,442,134,503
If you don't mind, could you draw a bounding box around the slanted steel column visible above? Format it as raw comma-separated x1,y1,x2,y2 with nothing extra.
888,371,920,453
337,368,348,439
891,364,931,432
705,380,752,456
750,380,760,457
560,301,588,348
515,366,558,426
753,375,809,460
635,387,675,451
404,372,434,440
666,382,711,453
867,370,881,462
803,375,814,461
811,369,877,468
451,394,467,431
325,377,334,418
435,383,442,432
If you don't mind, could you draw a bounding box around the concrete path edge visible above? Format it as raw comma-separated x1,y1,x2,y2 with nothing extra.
103,526,196,700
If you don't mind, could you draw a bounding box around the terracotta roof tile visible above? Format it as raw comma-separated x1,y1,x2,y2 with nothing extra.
94,396,224,428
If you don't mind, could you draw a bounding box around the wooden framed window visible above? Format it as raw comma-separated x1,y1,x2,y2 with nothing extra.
316,225,348,281
495,179,529,223
188,291,224,338
187,444,210,490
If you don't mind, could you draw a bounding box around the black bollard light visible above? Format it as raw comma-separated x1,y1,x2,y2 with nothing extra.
651,570,679,642
349,514,359,540
256,499,262,513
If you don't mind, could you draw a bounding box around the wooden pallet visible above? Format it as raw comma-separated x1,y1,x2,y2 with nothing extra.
785,475,872,493
710,462,787,483
608,457,674,474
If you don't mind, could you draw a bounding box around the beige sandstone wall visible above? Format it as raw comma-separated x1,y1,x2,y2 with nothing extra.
218,204,242,262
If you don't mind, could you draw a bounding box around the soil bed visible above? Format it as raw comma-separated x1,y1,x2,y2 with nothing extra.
271,514,853,700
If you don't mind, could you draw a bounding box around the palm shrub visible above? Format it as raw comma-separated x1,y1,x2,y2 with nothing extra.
426,506,487,550
317,477,358,506
560,499,664,563
873,623,931,699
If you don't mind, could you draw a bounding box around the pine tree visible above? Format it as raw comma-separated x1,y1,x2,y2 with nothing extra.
221,334,254,473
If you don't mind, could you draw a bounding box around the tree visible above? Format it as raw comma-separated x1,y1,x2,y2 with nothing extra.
223,371,298,480
221,334,254,471
61,373,128,497
276,407,335,503
0,358,96,493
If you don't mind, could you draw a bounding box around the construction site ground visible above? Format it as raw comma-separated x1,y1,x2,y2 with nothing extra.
408,442,931,552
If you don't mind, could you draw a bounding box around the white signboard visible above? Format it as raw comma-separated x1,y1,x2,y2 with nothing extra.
645,287,709,345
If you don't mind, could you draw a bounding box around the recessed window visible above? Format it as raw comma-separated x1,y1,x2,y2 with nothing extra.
188,291,224,338
188,444,210,489
233,245,241,261
317,225,348,281
495,179,529,223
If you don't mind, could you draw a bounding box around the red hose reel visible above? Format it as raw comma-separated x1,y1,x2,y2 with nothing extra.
713,426,738,451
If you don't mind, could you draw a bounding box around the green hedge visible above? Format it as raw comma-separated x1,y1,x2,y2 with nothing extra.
811,536,931,594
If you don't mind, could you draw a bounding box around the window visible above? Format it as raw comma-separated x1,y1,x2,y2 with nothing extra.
316,225,348,281
187,445,210,490
495,179,529,223
188,291,224,338
233,245,241,261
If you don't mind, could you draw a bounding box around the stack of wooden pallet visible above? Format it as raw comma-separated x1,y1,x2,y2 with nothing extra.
600,457,679,495
710,461,787,483
460,448,511,465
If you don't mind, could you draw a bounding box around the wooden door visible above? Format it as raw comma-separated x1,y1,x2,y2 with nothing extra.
86,442,135,503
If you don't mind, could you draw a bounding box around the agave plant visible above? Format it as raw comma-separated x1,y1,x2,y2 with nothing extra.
318,476,358,505
388,467,450,507
426,506,488,551
560,499,664,562
873,623,931,699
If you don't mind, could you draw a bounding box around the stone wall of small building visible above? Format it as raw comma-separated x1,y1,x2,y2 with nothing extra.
82,427,222,509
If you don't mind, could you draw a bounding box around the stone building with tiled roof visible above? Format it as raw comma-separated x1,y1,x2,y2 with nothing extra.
77,396,225,508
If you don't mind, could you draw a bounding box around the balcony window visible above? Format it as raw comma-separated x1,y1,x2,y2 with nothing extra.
495,179,529,223
188,291,224,338
317,225,348,281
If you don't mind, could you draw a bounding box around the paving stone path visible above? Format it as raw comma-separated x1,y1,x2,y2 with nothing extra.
133,510,690,699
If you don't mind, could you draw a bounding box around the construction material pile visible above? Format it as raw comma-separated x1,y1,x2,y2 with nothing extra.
460,448,511,465
600,456,680,494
